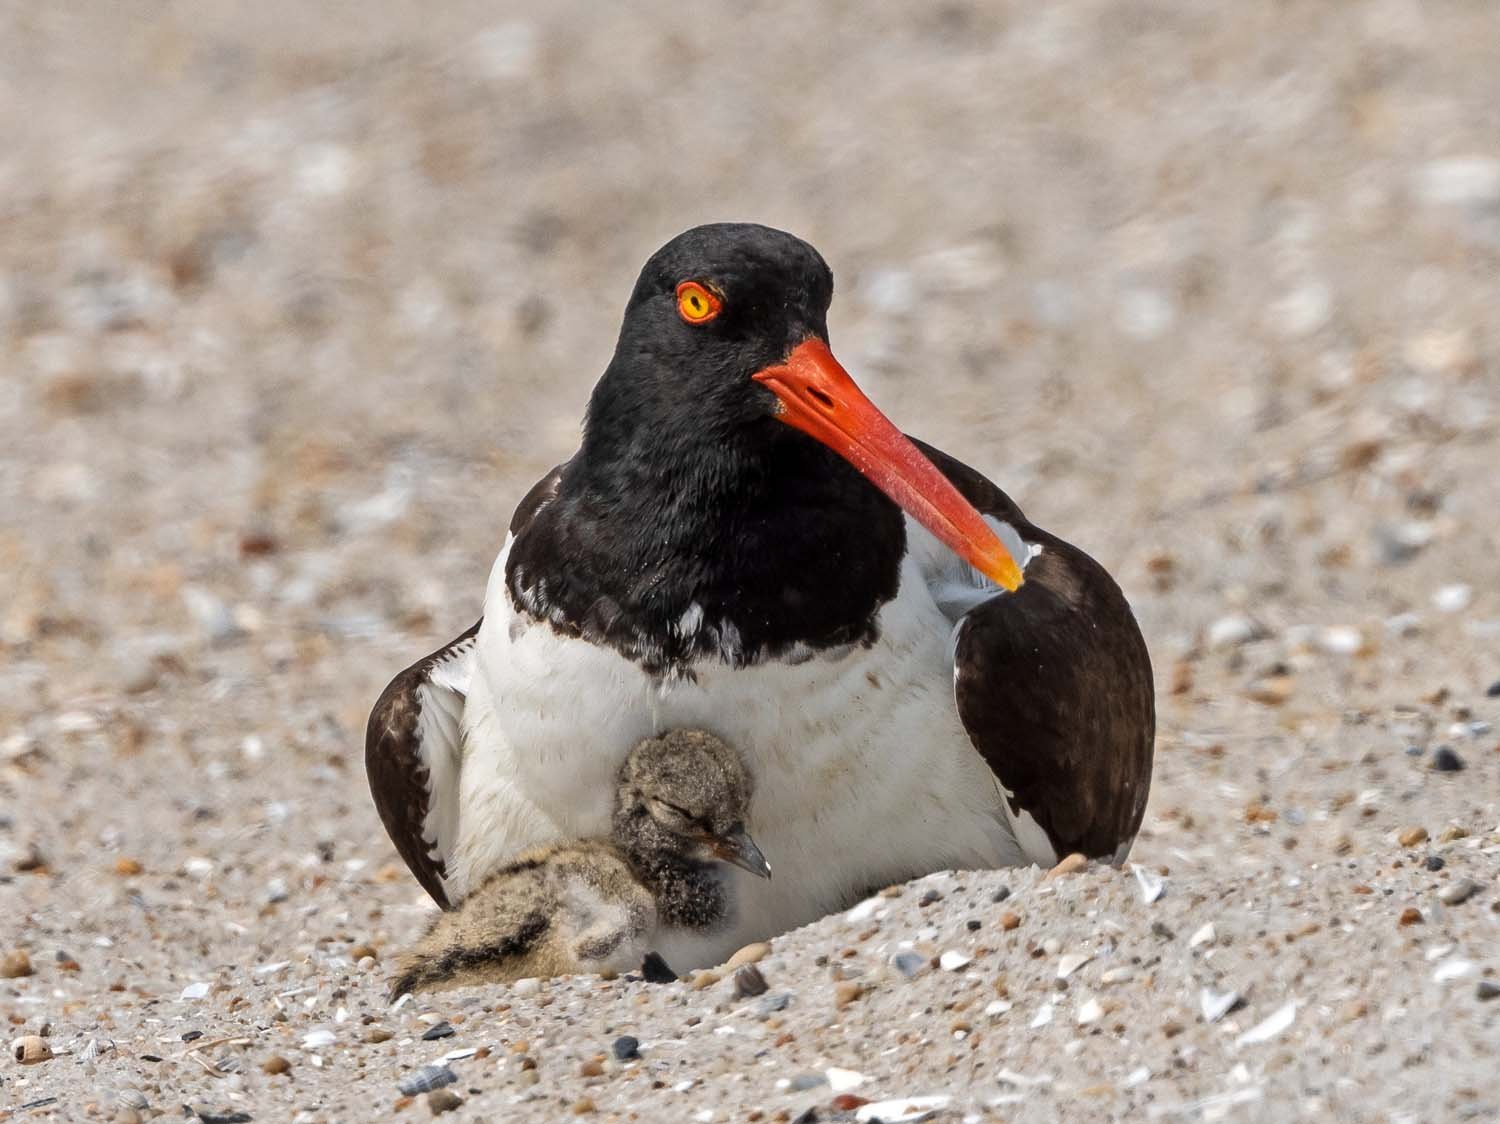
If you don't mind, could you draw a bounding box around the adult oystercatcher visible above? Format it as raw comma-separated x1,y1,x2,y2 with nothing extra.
367,223,1154,967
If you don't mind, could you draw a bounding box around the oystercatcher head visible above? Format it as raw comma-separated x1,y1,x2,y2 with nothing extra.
513,222,1023,672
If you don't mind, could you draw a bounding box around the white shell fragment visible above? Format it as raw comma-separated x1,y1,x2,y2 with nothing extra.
854,1096,952,1123
301,1029,337,1049
826,1067,867,1093
1236,1001,1297,1047
1189,922,1217,948
1200,987,1241,1023
1432,959,1476,983
938,950,971,972
1057,952,1093,979
1133,864,1166,904
1029,1002,1054,1028
398,1064,458,1095
1076,997,1105,1025
179,981,211,1000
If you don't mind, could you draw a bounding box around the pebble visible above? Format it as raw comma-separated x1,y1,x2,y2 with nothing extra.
579,1058,604,1077
421,1021,455,1041
611,1035,640,1061
426,1089,463,1115
1430,747,1465,773
398,1065,458,1095
1046,853,1089,880
12,1035,53,1064
1433,584,1473,613
571,1097,597,1115
1398,907,1424,927
757,993,792,1017
834,980,864,1008
513,976,544,995
640,953,676,984
1318,626,1363,655
1438,878,1479,906
939,950,971,972
1208,613,1258,649
723,942,771,970
114,857,144,876
1425,856,1445,872
991,887,1011,903
1477,981,1500,1001
891,951,927,978
918,888,943,906
1486,681,1500,698
301,1029,336,1049
260,1055,291,1076
364,1028,394,1044
733,964,769,998
1000,912,1021,931
1,950,33,978
1398,826,1429,847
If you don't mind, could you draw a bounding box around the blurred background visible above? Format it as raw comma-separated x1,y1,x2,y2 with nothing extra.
2,0,1498,997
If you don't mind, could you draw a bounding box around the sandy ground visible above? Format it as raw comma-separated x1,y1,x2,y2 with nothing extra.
3,1,1499,1120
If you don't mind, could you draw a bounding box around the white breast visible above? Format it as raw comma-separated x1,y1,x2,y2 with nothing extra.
454,524,1036,970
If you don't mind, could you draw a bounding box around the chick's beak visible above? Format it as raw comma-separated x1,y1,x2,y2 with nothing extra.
709,827,772,879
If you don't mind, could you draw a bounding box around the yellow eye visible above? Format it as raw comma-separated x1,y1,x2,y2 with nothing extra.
676,280,722,325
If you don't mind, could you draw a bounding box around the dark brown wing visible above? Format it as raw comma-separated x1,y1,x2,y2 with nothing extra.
365,622,479,910
365,463,567,910
913,439,1156,862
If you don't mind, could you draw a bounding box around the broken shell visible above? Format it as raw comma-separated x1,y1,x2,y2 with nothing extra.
13,1034,54,1064
397,1064,458,1095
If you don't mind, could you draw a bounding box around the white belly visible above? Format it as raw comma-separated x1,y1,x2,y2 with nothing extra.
454,534,1030,970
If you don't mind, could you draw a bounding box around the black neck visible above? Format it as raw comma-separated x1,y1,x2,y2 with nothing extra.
506,374,906,675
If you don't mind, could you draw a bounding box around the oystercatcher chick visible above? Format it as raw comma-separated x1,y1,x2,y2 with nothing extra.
388,729,767,997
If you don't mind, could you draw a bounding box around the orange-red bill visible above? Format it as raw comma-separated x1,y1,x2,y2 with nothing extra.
753,339,1024,592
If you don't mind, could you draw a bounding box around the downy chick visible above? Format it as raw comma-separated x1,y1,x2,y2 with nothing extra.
388,729,768,997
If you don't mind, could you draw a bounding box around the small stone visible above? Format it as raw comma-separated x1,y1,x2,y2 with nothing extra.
1431,747,1465,773
1,950,33,978
757,992,792,1017
571,1098,596,1115
965,919,981,931
364,1027,394,1044
579,1058,604,1077
1486,681,1500,698
11,1035,53,1064
734,964,769,999
689,969,722,990
427,1089,463,1115
421,1021,455,1041
826,1067,867,1093
832,1093,870,1112
723,942,771,970
991,887,1011,903
513,976,543,995
349,943,378,961
1439,826,1469,843
1398,826,1429,847
891,952,927,978
1433,584,1472,613
1425,856,1446,872
939,950,971,972
918,889,943,906
114,857,144,876
1208,614,1258,649
833,980,864,1008
611,1035,640,1061
1000,911,1021,931
640,952,677,984
1439,878,1480,906
1476,981,1500,1001
261,1054,291,1075
1045,853,1088,880
1398,907,1423,927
